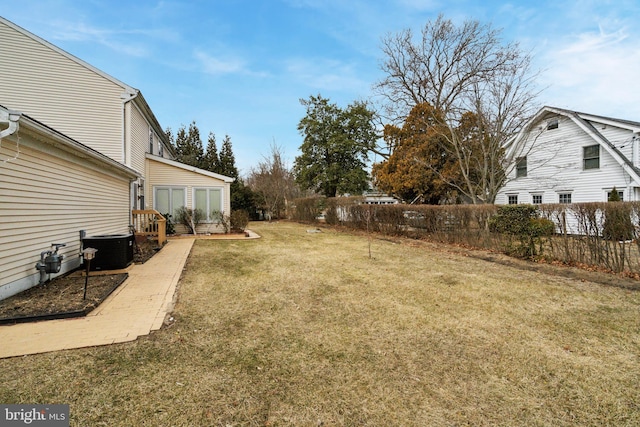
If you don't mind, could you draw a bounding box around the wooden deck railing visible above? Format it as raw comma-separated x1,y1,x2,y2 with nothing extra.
132,210,167,245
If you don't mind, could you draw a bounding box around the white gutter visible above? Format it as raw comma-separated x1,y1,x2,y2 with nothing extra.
0,109,22,138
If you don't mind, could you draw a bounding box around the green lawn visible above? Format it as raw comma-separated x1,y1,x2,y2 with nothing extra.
1,221,639,426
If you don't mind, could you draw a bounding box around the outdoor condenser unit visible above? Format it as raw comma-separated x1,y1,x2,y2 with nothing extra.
82,234,134,271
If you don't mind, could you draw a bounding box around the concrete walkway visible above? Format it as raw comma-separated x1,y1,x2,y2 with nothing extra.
0,237,195,359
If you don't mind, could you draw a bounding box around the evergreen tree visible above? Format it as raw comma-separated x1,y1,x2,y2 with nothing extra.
165,127,175,146
175,121,204,168
202,132,220,173
219,134,239,178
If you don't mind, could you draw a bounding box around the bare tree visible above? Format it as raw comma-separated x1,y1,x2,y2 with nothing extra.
247,143,299,220
374,14,542,203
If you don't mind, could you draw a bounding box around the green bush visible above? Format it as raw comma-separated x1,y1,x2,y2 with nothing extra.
488,205,553,258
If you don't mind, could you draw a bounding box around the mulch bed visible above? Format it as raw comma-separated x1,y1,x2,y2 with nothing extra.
0,239,162,324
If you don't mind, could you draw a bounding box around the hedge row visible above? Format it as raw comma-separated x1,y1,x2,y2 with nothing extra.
290,197,640,275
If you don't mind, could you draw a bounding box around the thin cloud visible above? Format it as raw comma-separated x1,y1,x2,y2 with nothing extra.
48,20,177,58
540,25,640,117
285,58,370,92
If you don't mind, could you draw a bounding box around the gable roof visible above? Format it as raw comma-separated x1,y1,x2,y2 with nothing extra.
0,16,174,158
507,106,640,186
146,153,235,183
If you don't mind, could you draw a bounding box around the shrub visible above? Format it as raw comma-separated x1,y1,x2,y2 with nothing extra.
603,202,635,241
176,207,205,235
230,210,250,232
162,213,175,235
488,205,553,258
291,197,325,223
211,210,230,234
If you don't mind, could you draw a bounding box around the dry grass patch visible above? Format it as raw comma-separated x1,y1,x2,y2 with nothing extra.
0,221,639,426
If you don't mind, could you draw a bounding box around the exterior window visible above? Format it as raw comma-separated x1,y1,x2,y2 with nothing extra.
508,195,518,205
583,145,600,170
547,119,558,130
607,190,624,201
532,194,542,204
149,128,154,155
154,187,185,218
516,156,527,178
559,193,572,204
194,187,223,221
158,142,164,157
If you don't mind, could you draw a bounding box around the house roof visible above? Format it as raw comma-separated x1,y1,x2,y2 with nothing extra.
0,16,175,158
1,104,140,180
507,106,640,186
146,153,235,183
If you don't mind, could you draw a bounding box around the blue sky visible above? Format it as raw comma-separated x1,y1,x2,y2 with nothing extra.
1,0,639,175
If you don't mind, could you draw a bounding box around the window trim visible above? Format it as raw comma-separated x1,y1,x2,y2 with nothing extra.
507,194,518,205
547,119,559,130
153,186,186,218
193,186,225,222
558,192,572,204
515,156,527,178
149,127,154,155
606,189,624,201
583,144,600,170
531,194,543,205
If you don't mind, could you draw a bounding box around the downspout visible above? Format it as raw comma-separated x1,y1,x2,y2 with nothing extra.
0,110,21,138
121,90,138,215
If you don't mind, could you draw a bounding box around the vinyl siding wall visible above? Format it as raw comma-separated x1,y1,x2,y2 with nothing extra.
0,131,132,300
0,20,126,163
497,116,637,205
146,157,231,234
130,103,148,174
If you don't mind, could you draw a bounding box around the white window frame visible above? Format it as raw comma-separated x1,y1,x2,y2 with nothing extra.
558,192,572,204
153,186,186,218
531,193,543,205
193,187,225,222
507,194,518,205
606,189,624,201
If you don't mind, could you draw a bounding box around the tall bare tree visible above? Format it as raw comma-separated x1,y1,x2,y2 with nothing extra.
248,143,299,220
374,15,541,203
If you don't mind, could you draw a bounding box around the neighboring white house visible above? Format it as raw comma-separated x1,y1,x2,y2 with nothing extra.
496,106,640,206
0,16,233,299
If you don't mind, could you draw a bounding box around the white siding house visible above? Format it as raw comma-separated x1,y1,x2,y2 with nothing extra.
496,106,640,206
147,154,233,234
0,106,138,299
0,17,234,299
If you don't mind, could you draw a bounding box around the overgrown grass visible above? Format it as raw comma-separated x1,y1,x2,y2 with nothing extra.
1,221,639,426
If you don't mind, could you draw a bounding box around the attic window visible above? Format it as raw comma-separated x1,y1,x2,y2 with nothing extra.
547,119,559,130
583,145,600,170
